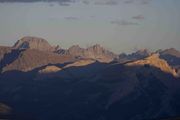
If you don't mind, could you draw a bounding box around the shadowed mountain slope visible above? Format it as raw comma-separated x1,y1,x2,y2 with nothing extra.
1,49,74,72
159,48,180,67
36,60,108,80
0,46,12,61
0,49,24,72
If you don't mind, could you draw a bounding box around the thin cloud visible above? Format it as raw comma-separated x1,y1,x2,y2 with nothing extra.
141,0,152,4
82,0,90,5
94,0,119,6
0,0,73,3
111,20,139,26
123,0,152,4
64,16,79,20
58,1,71,6
124,0,134,4
132,15,145,20
49,3,55,6
105,0,119,5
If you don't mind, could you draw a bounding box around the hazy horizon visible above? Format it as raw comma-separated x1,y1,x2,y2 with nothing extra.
0,0,180,53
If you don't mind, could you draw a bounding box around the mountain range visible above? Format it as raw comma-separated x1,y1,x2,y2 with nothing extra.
0,36,180,120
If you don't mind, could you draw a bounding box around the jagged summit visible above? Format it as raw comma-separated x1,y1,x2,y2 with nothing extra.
87,44,108,54
13,36,55,51
12,37,117,62
126,53,177,77
129,48,151,59
67,45,84,56
65,44,117,62
87,44,101,50
160,48,180,57
135,49,151,55
116,49,152,63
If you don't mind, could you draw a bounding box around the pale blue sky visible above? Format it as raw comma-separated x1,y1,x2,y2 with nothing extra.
0,0,180,53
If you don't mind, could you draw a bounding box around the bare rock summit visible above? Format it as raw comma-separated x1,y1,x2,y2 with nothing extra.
13,36,55,51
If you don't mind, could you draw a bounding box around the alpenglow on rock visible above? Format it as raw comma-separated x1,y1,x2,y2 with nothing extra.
126,54,178,77
13,36,55,51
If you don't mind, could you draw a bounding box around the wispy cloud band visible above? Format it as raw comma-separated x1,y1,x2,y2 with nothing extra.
111,20,139,26
0,0,73,3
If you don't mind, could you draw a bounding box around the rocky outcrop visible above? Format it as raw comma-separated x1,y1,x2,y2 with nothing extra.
39,65,62,74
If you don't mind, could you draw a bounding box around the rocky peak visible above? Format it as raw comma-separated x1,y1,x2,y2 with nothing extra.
68,45,82,51
54,45,61,51
133,49,151,56
125,48,151,60
13,36,55,51
160,48,180,57
62,44,117,62
87,44,104,53
119,53,127,58
86,44,117,61
67,45,84,57
126,54,178,77
90,44,101,49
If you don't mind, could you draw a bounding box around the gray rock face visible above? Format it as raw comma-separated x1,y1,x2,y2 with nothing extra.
58,44,117,62
159,48,180,67
134,49,151,56
0,46,12,62
13,36,55,51
116,49,151,63
160,48,180,58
